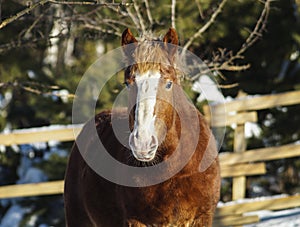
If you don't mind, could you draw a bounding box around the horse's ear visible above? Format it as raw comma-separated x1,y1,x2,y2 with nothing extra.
122,28,137,46
163,28,178,46
122,28,137,58
163,28,178,62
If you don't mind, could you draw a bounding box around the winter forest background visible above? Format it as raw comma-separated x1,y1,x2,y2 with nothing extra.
0,0,300,226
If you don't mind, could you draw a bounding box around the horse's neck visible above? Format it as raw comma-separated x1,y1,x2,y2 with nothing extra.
169,88,211,175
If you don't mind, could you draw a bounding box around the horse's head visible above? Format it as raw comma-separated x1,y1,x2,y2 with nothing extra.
122,28,179,162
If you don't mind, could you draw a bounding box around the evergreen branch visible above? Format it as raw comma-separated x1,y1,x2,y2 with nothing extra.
183,0,228,51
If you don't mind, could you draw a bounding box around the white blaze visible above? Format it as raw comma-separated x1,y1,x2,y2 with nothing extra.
133,71,160,139
129,70,161,161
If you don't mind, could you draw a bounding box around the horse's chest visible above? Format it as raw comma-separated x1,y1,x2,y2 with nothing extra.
120,178,202,224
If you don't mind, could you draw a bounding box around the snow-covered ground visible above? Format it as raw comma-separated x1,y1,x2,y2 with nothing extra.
218,195,300,227
245,208,300,227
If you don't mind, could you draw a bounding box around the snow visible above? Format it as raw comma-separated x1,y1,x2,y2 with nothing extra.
17,167,48,184
1,124,83,134
218,195,300,226
245,122,262,138
218,194,289,207
192,75,224,103
245,208,300,226
0,205,32,227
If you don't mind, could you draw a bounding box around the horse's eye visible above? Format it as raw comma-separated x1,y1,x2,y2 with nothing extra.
165,81,173,89
124,81,130,88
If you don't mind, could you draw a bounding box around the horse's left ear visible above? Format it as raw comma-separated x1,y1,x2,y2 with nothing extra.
163,28,178,62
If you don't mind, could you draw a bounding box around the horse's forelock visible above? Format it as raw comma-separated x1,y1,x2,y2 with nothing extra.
133,40,182,79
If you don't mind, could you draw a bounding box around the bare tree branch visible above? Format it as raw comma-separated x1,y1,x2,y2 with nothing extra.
144,0,154,27
171,0,176,29
0,0,49,30
48,0,131,7
0,31,67,54
132,0,146,33
97,0,129,17
83,24,122,37
0,81,75,99
236,0,271,57
126,5,142,32
183,0,228,52
0,0,132,30
209,0,271,74
0,0,272,85
186,0,271,82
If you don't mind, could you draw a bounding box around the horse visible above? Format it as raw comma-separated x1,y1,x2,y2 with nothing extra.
64,28,220,227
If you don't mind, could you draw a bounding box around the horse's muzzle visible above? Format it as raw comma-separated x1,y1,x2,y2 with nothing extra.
129,131,158,162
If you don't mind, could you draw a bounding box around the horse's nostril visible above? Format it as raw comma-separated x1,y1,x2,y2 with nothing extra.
151,135,158,145
149,135,158,151
134,130,139,139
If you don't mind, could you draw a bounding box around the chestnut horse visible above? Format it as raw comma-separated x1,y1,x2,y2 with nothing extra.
64,28,220,226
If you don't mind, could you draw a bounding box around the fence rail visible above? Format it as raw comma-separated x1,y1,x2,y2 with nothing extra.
1,90,300,226
0,125,82,146
0,181,64,199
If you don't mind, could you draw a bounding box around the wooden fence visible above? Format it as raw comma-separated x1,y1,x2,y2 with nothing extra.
0,90,300,226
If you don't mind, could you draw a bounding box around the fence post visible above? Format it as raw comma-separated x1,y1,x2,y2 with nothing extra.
232,123,247,200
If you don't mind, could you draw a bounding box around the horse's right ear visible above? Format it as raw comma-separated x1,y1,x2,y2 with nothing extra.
122,28,137,58
122,28,137,46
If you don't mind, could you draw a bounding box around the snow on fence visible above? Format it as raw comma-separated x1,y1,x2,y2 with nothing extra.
0,90,300,226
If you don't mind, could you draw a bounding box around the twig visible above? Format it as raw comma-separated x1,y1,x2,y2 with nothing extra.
144,0,153,26
0,33,67,54
97,0,129,17
236,0,271,56
0,0,2,23
126,5,142,33
0,81,75,99
183,0,228,51
218,83,239,89
23,12,45,38
195,0,205,20
83,24,122,37
0,0,49,30
48,0,131,6
190,0,271,80
132,0,146,33
171,0,176,29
